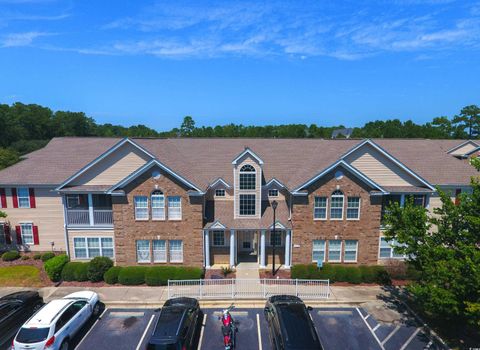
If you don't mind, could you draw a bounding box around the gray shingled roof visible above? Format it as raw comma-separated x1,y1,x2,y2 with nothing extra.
0,137,476,188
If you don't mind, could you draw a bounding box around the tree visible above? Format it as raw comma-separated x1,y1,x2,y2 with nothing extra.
0,148,20,170
452,105,480,138
180,116,195,137
383,164,480,330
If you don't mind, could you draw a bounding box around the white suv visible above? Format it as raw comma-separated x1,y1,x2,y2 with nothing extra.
12,291,99,350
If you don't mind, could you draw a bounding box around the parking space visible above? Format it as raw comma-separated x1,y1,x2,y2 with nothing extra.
12,306,440,350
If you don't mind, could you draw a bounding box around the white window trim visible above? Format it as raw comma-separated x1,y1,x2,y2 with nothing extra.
343,240,358,263
268,189,279,198
346,197,361,221
73,236,115,260
167,196,182,221
312,240,326,263
20,223,34,245
151,193,165,221
328,240,343,262
313,196,328,221
330,191,344,221
169,240,184,263
134,196,149,221
215,189,226,197
212,230,226,247
378,237,406,260
136,239,151,263
17,187,31,209
152,240,167,263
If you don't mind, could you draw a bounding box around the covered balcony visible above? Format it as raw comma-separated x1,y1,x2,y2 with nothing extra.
65,194,113,227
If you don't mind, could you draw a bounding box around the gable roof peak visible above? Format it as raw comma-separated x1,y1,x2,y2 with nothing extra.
231,147,264,165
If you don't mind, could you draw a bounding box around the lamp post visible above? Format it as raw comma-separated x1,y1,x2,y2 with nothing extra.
271,200,278,276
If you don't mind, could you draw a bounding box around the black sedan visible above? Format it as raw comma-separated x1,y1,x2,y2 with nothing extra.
264,295,324,350
0,291,43,347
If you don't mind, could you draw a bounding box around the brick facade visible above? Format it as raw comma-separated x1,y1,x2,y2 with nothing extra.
112,167,204,267
291,166,382,265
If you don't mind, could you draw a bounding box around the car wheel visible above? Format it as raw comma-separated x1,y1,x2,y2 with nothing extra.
60,339,69,350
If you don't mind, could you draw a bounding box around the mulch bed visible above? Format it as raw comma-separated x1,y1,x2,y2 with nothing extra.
59,280,108,287
259,269,291,279
205,269,236,279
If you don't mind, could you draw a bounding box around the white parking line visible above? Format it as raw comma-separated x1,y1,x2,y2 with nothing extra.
399,328,420,350
365,314,371,320
373,324,380,332
356,308,385,350
135,314,155,350
256,314,263,350
74,308,108,350
197,313,208,350
381,325,401,345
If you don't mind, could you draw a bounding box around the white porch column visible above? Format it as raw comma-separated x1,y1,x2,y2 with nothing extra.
284,229,292,269
88,193,94,226
400,194,405,207
229,229,235,268
260,229,266,268
204,230,211,269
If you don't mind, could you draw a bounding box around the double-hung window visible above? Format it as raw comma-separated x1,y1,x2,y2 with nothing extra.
153,240,167,262
344,240,358,262
239,164,256,190
73,237,113,259
346,197,360,220
328,240,342,262
212,230,225,246
314,196,327,219
168,196,182,220
134,196,148,220
379,237,406,259
151,191,165,220
330,191,344,219
169,240,183,263
312,240,326,262
136,240,151,263
17,188,30,208
239,194,256,216
20,224,34,245
101,238,114,258
74,237,88,259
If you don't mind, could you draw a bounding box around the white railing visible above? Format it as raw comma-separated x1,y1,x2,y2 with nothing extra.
67,209,113,226
167,278,330,300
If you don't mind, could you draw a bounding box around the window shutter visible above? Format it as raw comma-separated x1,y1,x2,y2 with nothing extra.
4,224,11,244
33,226,39,245
29,188,36,208
0,188,6,208
12,188,18,208
15,225,22,245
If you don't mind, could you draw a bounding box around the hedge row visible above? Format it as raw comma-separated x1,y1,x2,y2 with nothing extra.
104,266,204,286
58,257,113,282
291,263,391,284
1,251,56,262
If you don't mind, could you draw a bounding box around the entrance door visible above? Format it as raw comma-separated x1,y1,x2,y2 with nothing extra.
237,231,258,263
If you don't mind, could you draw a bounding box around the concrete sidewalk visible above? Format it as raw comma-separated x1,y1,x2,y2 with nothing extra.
0,284,388,308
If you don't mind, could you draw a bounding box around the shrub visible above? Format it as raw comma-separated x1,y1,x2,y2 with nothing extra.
332,266,347,282
44,254,69,282
145,266,175,286
174,267,203,280
373,267,391,285
87,257,113,282
2,250,20,261
359,266,376,283
41,252,55,262
118,266,146,285
33,253,42,260
21,255,30,260
221,266,232,277
104,266,123,285
345,267,362,284
291,264,308,279
74,263,89,282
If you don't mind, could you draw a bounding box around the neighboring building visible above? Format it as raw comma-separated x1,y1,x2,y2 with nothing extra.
0,137,477,269
331,128,353,139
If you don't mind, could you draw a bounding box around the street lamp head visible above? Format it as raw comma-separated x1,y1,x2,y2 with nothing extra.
272,200,278,210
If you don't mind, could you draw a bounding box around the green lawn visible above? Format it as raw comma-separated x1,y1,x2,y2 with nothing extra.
0,266,42,287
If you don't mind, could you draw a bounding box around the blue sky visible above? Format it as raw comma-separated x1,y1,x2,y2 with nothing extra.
1,0,479,131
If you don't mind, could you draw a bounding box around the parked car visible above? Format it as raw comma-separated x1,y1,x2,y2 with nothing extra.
12,291,100,350
264,295,324,350
0,291,43,346
147,297,200,350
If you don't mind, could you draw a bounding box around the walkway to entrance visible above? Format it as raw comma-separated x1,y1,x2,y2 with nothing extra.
235,262,260,280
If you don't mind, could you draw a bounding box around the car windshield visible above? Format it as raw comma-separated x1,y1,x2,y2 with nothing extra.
16,327,50,344
146,344,179,350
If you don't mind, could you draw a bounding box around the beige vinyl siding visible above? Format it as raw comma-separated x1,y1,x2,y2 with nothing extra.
234,155,262,219
206,187,234,201
345,144,423,187
261,187,286,201
449,142,478,156
72,143,151,186
0,188,65,252
68,229,115,261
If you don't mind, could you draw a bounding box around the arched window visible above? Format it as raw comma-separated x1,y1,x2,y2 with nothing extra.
239,164,256,190
330,190,344,219
151,190,165,220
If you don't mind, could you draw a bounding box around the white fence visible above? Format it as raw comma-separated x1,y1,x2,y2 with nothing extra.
167,279,330,300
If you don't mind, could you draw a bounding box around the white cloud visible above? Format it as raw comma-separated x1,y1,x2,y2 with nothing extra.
1,31,52,47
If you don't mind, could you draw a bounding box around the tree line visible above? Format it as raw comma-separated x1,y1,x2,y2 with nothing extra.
0,102,479,169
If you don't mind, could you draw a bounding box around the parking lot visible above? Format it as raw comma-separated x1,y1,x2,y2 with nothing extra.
68,306,442,350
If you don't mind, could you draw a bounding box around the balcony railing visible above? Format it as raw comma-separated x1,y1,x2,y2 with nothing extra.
67,209,113,226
